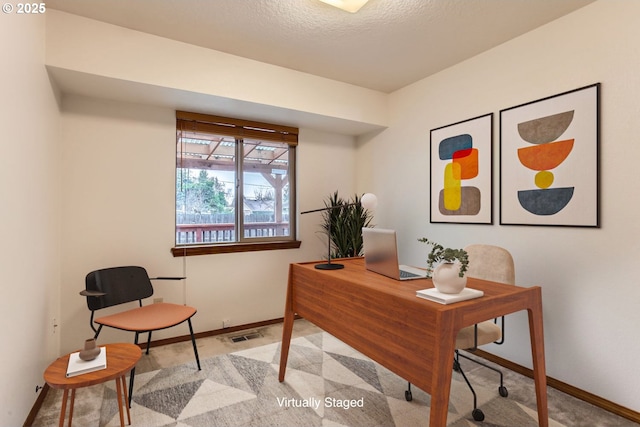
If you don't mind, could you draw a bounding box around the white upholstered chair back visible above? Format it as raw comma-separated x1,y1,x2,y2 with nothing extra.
464,244,515,285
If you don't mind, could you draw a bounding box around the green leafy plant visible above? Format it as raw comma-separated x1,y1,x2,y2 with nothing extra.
321,191,375,258
418,238,469,277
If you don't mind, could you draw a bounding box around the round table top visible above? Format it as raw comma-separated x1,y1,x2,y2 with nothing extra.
44,343,142,389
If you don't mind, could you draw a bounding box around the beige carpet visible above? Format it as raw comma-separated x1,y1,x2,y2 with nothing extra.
34,332,565,426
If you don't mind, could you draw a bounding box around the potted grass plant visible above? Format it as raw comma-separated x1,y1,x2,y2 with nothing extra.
321,191,375,258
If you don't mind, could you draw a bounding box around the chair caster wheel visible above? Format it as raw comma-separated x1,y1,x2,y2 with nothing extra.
472,408,485,421
499,385,508,397
405,389,412,401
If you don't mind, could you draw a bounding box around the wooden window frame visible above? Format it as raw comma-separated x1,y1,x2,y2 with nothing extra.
173,111,300,257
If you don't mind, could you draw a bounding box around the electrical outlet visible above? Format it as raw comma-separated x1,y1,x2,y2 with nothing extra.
222,319,231,328
153,298,163,304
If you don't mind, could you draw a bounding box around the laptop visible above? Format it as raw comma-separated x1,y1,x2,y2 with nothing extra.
362,228,427,280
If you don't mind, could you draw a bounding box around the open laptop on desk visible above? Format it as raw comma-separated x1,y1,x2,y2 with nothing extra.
362,227,427,280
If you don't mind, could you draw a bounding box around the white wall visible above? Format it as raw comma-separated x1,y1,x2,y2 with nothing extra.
0,12,61,426
58,95,357,354
6,1,636,422
47,8,363,355
357,0,640,412
45,10,388,134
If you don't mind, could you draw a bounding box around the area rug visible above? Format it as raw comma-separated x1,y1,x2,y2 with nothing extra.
41,332,565,426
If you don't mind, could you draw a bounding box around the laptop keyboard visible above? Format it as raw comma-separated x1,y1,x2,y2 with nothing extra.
400,269,420,279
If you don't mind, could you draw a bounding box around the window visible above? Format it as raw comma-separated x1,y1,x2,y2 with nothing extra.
173,111,300,256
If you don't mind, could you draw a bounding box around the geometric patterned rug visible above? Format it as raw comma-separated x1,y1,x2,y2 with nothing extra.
37,332,566,426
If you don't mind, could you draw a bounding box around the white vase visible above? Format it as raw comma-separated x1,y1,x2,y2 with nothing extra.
432,262,467,294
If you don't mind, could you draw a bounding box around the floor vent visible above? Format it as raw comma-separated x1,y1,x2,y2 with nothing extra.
229,331,262,343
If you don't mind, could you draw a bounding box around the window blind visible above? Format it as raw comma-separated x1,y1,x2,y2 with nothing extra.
176,111,298,146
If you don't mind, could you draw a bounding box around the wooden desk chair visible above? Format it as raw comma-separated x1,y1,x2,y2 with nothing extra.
80,266,201,406
406,244,514,422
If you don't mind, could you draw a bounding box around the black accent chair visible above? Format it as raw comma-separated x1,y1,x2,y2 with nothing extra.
80,266,201,406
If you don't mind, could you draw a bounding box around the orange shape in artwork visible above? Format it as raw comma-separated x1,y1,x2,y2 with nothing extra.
517,139,574,171
453,148,479,179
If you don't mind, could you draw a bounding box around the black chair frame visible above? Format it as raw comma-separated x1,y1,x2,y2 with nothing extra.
405,317,508,422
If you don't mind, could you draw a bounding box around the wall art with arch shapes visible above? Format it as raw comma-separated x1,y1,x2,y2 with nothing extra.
499,83,600,227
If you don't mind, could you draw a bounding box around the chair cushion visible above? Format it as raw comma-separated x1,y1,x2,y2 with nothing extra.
456,320,502,350
95,303,197,332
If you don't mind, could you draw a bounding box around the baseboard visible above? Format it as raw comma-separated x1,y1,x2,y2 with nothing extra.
23,383,49,427
142,315,295,349
473,349,640,424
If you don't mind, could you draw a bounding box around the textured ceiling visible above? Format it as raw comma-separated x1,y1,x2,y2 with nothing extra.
46,0,595,93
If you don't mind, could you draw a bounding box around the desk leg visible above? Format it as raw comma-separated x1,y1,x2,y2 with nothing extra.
278,266,295,382
58,389,68,427
528,292,549,427
115,376,125,427
429,334,456,427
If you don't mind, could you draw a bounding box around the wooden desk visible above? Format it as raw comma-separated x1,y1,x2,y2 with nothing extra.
44,343,141,427
278,258,548,427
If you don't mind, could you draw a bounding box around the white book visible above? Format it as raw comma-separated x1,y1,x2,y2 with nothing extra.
66,347,107,377
416,287,484,305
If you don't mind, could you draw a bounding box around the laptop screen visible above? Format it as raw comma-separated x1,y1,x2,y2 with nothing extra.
362,228,403,278
362,227,427,280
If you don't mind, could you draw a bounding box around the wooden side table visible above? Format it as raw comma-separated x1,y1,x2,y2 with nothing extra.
44,343,141,427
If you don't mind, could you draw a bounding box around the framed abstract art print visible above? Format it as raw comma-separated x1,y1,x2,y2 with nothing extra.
499,83,600,227
430,113,493,224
